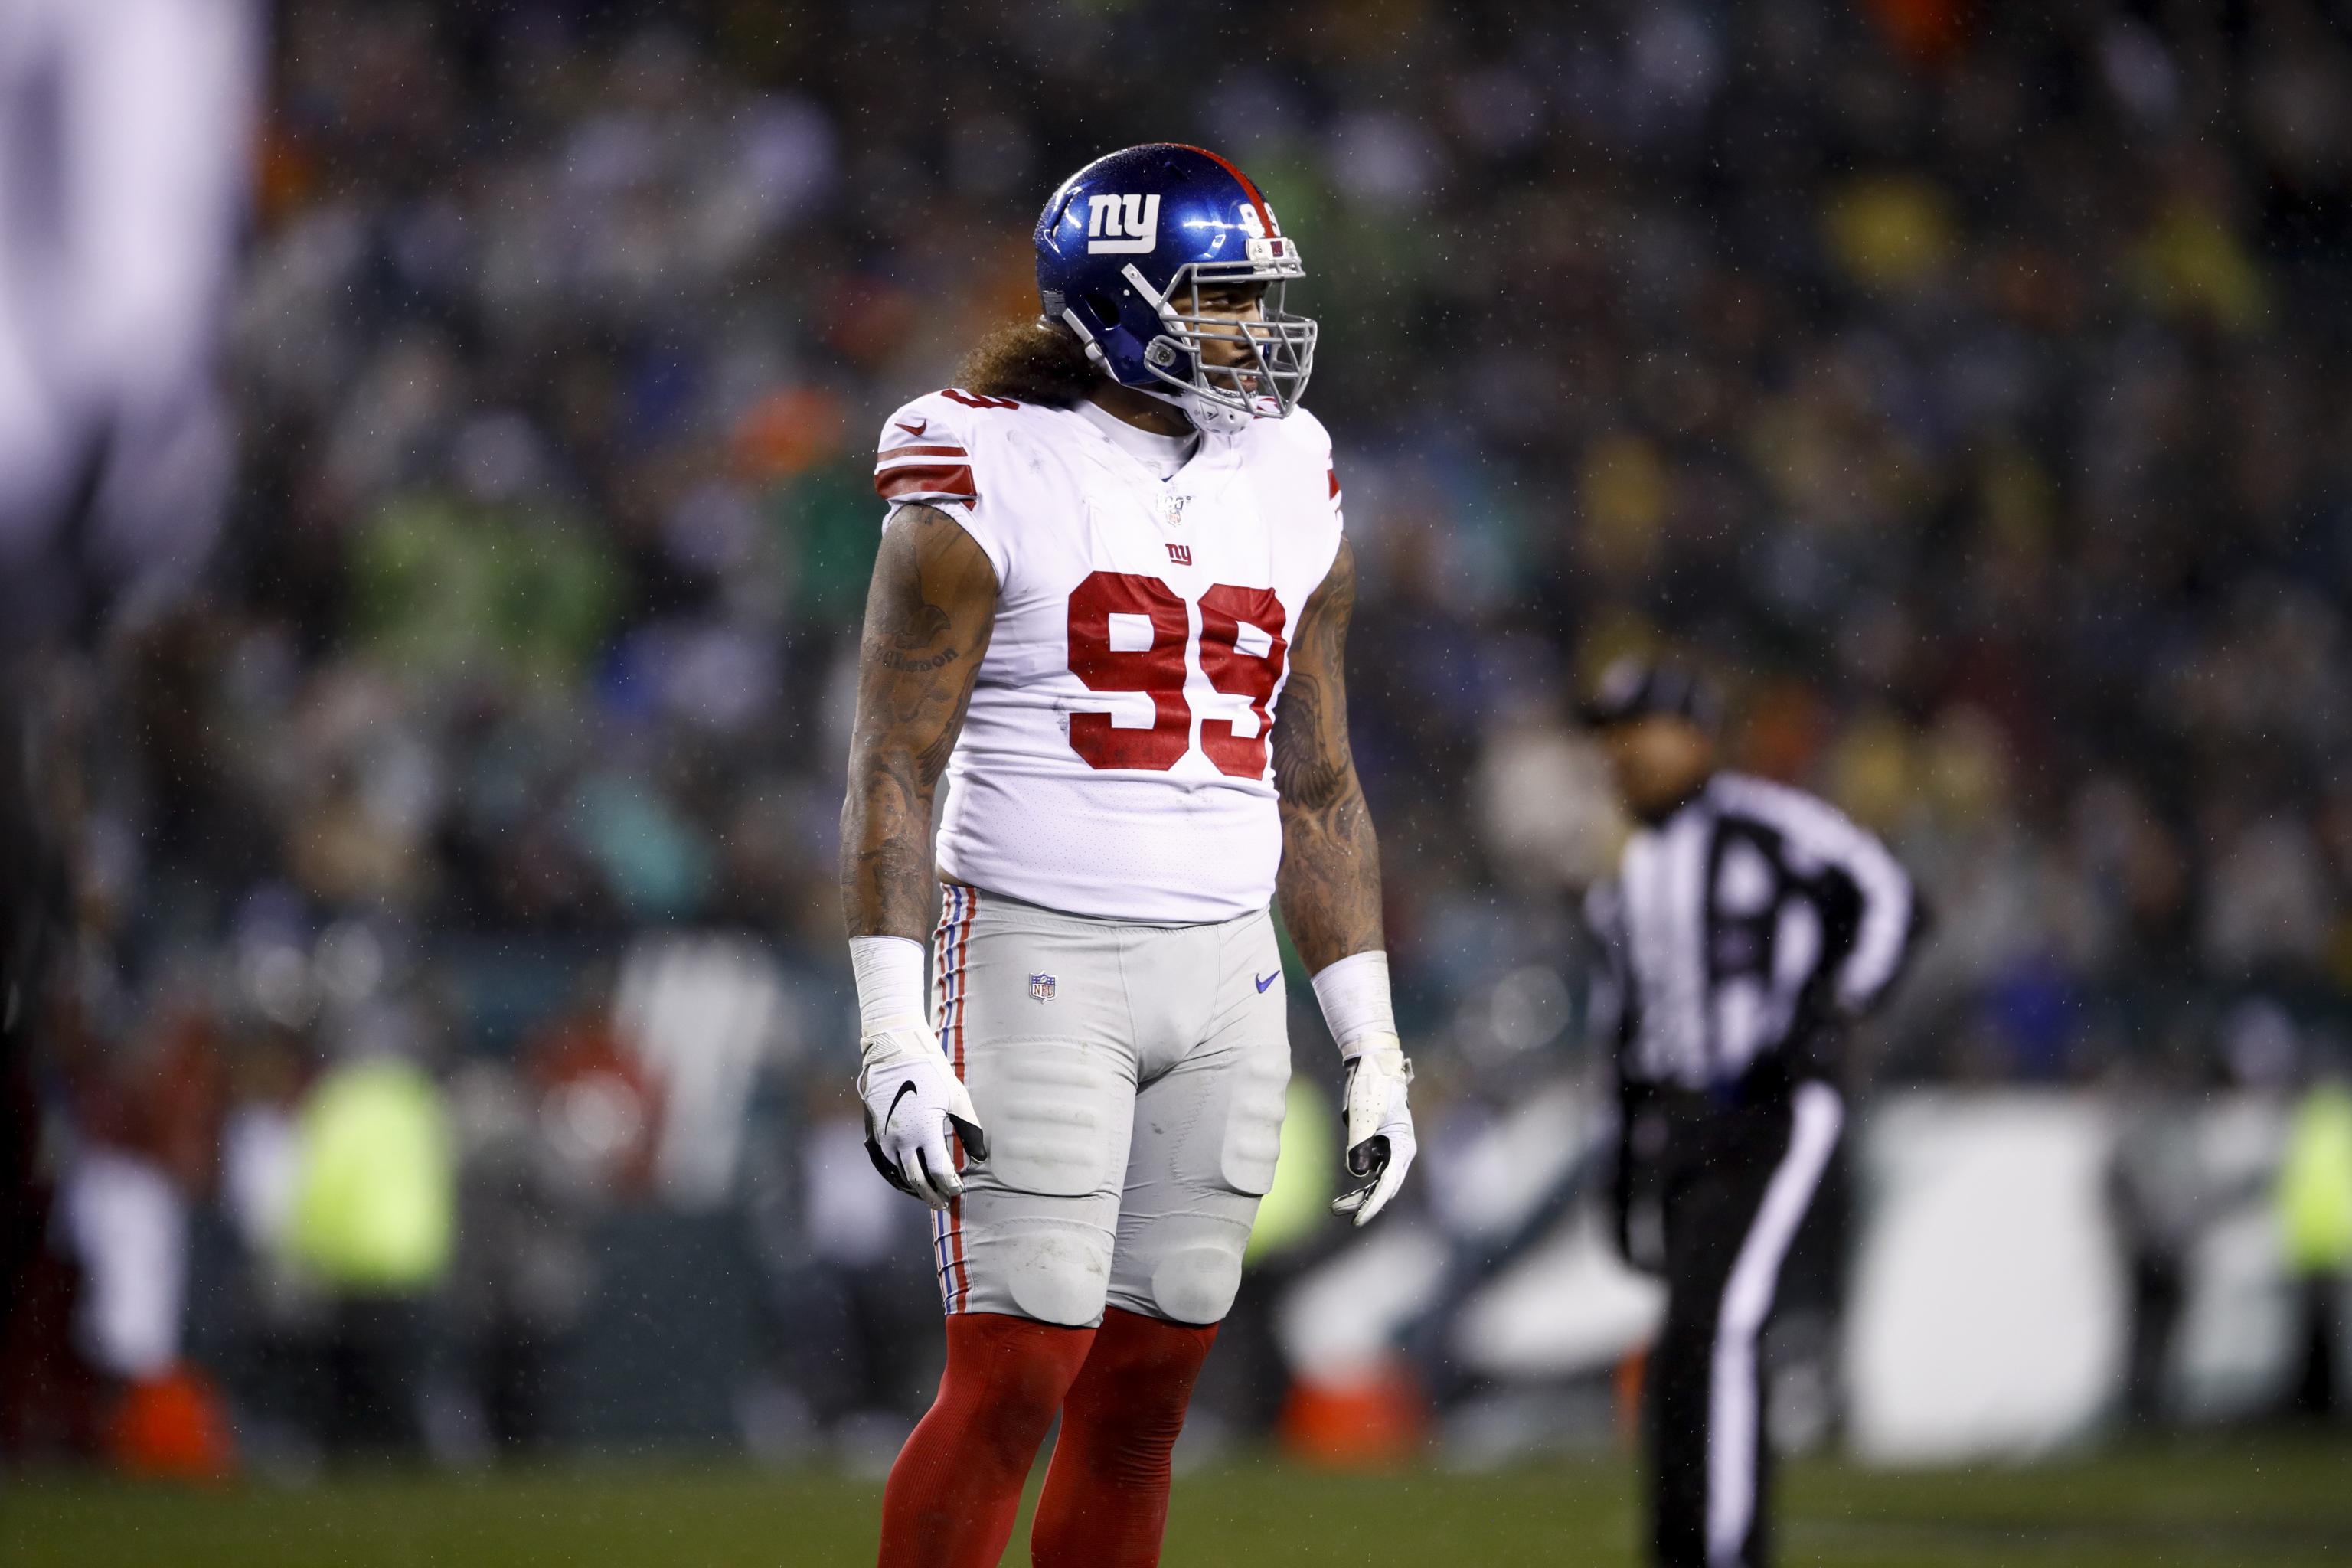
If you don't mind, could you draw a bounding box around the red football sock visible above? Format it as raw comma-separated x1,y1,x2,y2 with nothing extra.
1029,1307,1220,1568
877,1312,1096,1568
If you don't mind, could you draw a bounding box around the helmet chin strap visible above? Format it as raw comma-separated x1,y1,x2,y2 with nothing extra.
1174,388,1251,436
1124,380,1249,436
1064,302,1254,436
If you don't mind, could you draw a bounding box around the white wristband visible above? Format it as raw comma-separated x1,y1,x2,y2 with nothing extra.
849,934,929,1036
1311,950,1396,1056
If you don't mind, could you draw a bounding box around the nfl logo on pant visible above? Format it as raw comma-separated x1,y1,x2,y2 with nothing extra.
1027,972,1057,1004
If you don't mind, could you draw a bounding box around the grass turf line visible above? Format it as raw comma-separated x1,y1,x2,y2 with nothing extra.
4,1437,2350,1566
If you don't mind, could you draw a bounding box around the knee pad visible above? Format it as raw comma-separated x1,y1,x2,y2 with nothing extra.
1147,1244,1243,1326
997,1223,1113,1327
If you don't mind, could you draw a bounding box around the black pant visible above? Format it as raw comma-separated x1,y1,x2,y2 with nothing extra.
321,1295,428,1456
2292,1274,2342,1419
1639,1083,1843,1568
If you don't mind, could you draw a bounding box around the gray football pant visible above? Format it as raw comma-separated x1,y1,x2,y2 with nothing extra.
927,883,1290,1328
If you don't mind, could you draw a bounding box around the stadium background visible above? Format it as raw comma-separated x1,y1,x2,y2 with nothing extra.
7,0,2352,1562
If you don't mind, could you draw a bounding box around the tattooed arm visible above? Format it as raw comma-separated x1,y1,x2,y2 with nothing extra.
840,505,1000,939
1277,538,1414,1225
1274,538,1383,971
839,503,996,1206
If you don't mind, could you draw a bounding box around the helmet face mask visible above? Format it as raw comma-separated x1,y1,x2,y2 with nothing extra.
1035,145,1318,434
1125,261,1317,430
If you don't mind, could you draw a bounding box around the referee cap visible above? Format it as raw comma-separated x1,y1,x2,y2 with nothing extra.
1578,655,1721,732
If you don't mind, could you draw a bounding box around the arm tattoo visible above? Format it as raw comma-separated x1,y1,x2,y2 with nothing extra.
877,600,956,670
1274,540,1386,972
840,505,998,939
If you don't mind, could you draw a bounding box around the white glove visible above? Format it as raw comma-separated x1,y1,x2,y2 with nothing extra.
1331,1033,1415,1226
858,1017,988,1210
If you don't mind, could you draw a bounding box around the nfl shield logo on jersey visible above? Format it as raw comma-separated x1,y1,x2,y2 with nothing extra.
1028,972,1057,1004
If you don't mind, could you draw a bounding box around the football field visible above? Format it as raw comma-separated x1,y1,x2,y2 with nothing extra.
6,1437,2350,1567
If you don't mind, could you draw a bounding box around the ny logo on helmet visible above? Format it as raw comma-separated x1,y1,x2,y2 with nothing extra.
1086,193,1159,254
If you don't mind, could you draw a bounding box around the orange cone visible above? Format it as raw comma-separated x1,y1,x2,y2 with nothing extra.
108,1364,235,1481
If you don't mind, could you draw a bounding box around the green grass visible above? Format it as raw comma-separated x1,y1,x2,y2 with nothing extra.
5,1437,2350,1566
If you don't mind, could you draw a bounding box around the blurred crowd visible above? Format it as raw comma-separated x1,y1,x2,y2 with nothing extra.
9,0,2352,1466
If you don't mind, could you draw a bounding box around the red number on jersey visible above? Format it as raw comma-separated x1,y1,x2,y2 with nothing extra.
1064,576,1292,775
940,387,1019,410
1197,585,1289,778
1066,571,1191,771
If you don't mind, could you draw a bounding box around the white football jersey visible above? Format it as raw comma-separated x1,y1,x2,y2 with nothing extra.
873,387,1346,923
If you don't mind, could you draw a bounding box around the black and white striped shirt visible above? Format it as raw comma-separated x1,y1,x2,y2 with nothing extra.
1585,772,1918,1096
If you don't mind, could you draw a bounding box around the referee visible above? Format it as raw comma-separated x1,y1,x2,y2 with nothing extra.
1580,658,1921,1568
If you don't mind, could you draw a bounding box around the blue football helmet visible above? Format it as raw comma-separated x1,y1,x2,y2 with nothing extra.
1034,143,1317,435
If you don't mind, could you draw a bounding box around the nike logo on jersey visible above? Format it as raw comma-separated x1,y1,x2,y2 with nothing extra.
1256,972,1279,993
895,418,928,436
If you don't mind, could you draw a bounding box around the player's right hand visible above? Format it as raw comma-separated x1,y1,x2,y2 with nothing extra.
858,1018,988,1209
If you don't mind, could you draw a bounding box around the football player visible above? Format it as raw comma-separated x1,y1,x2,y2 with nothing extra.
840,144,1416,1567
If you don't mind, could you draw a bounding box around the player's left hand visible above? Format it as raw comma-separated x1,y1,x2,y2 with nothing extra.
1331,1034,1415,1226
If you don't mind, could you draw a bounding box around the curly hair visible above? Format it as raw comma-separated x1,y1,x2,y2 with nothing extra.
955,318,1100,407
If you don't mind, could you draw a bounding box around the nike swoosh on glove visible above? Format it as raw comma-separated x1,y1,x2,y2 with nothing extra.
858,1018,988,1209
1331,1034,1415,1226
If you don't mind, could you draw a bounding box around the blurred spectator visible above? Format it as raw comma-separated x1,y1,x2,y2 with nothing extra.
2276,1052,2352,1419
0,0,258,1462
785,1081,933,1446
2108,1051,2212,1426
284,1004,454,1454
446,1054,593,1456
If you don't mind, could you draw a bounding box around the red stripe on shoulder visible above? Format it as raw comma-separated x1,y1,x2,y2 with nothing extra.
877,465,978,502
